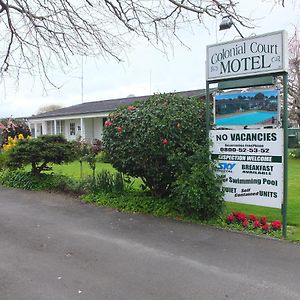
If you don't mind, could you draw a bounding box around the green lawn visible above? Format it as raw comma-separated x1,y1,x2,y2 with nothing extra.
51,161,116,180
51,161,143,189
52,158,300,241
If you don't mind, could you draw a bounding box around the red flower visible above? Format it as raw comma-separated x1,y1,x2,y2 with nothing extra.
117,126,123,134
162,138,169,145
226,215,235,224
236,212,247,222
104,120,112,127
260,216,267,225
226,211,281,235
261,224,269,233
271,220,282,231
242,220,248,228
248,215,257,222
127,106,136,111
253,220,261,229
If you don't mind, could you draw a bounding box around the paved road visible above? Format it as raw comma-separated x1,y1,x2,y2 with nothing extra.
0,187,300,300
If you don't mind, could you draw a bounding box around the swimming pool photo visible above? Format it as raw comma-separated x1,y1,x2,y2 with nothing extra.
215,111,278,126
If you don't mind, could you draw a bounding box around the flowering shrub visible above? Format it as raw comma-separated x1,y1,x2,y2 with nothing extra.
2,134,31,152
103,93,207,197
103,93,225,220
3,136,18,152
0,118,31,147
225,211,282,234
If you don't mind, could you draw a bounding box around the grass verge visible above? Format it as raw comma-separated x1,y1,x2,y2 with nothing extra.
3,158,300,241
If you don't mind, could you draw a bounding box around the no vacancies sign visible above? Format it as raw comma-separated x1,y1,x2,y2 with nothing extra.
210,129,283,208
206,31,288,82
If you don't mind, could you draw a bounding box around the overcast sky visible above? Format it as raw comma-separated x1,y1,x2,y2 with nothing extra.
0,0,299,119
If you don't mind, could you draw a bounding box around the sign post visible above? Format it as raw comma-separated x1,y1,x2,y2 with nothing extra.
206,30,289,238
282,72,289,238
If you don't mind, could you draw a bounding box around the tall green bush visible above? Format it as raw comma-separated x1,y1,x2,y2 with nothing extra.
103,93,206,197
172,149,225,220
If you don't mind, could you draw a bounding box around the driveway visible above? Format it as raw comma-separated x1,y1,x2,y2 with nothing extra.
0,186,300,300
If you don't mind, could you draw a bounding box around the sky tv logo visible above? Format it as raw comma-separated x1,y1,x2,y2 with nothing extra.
217,162,236,172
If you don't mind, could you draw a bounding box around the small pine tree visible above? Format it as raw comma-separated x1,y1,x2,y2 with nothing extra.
8,135,75,175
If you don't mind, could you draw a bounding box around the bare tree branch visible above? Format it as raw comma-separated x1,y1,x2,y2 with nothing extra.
0,0,283,86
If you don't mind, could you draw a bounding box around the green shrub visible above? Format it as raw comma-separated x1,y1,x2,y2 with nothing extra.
83,192,183,218
0,151,10,170
114,172,126,193
95,170,113,192
96,151,111,163
74,175,92,193
103,93,206,197
79,170,130,194
0,169,77,192
8,135,75,175
172,149,225,220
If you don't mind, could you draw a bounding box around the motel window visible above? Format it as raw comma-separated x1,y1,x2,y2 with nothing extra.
47,121,54,134
56,120,65,134
69,122,76,136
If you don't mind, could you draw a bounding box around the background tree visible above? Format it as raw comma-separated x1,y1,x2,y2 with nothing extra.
0,0,267,84
37,104,63,114
8,135,75,175
287,27,300,126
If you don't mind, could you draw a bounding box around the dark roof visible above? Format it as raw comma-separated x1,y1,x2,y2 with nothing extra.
28,89,208,120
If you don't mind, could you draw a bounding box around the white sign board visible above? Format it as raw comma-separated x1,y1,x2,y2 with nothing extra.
210,129,283,208
207,31,288,82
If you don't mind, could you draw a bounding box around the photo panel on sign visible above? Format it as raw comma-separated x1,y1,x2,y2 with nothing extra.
213,88,280,129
